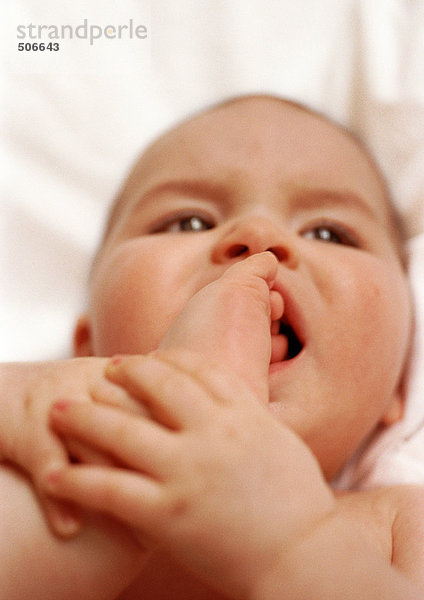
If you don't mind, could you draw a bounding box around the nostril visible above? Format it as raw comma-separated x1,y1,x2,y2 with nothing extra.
225,245,289,261
227,244,249,259
267,246,288,262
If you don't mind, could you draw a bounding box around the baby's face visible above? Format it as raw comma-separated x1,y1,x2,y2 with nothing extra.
80,98,412,479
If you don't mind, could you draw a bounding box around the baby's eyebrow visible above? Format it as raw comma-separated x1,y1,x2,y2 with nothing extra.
292,189,381,222
140,178,229,205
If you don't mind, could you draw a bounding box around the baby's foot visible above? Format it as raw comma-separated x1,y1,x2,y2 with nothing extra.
159,252,283,402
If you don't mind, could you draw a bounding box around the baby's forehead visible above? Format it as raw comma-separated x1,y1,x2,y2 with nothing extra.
124,98,387,215
135,97,380,182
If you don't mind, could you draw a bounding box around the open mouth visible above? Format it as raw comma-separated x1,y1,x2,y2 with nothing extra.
278,317,303,361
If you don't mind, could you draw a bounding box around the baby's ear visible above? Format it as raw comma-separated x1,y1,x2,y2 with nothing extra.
73,315,94,357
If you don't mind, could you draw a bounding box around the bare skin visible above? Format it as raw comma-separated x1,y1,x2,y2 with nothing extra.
1,96,423,598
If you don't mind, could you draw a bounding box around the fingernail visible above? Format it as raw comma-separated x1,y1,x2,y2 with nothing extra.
45,468,62,488
51,399,72,413
55,505,81,537
111,355,123,366
105,355,124,377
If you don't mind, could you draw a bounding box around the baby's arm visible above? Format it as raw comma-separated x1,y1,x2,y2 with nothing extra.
0,357,143,535
0,359,151,599
0,358,106,535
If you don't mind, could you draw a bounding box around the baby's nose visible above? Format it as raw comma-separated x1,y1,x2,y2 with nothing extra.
211,217,299,269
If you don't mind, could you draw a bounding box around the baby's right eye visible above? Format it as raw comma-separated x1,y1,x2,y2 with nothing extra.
154,213,214,233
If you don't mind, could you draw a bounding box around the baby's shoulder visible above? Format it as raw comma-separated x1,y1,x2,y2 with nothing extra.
336,483,424,515
339,484,424,534
339,485,424,586
378,484,424,529
385,485,424,586
383,486,424,551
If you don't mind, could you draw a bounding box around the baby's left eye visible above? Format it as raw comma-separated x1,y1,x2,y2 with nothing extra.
301,224,358,247
169,215,213,232
156,214,214,233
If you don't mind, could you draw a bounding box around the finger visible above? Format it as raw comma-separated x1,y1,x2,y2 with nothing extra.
104,352,267,421
90,376,150,417
39,495,82,538
19,430,82,537
65,438,120,467
10,417,68,479
45,465,162,538
104,354,216,429
50,399,176,477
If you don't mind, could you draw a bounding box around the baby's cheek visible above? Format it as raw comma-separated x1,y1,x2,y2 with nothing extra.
360,267,411,380
89,275,153,356
91,274,189,357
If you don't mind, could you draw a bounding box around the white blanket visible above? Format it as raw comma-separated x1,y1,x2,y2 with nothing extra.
1,0,423,488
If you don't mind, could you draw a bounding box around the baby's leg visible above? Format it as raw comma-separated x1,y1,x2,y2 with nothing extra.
159,251,283,402
0,463,144,600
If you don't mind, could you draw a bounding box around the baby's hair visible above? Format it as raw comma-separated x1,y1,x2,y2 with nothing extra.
95,94,408,274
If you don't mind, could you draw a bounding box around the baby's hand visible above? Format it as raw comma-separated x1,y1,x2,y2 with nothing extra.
46,354,334,598
0,357,140,536
45,254,335,597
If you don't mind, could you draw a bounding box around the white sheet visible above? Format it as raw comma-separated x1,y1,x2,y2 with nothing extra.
1,0,423,487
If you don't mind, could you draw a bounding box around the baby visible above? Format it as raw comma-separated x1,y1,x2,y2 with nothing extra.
1,94,423,600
